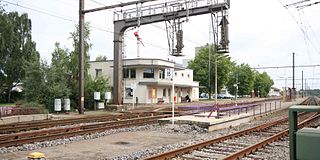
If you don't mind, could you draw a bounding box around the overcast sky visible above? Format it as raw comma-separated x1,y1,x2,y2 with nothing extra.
3,0,320,90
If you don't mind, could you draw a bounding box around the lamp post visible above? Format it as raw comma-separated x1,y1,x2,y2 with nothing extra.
215,51,217,107
215,54,229,118
208,44,212,100
233,73,238,106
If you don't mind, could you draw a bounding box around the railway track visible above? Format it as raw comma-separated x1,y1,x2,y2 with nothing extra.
144,112,319,160
300,96,320,105
144,97,320,160
0,112,162,134
0,114,169,148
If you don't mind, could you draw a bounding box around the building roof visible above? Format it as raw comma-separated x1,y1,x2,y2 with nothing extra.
90,58,186,70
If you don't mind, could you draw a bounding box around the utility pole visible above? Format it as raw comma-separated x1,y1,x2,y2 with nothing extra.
305,79,307,97
292,52,295,100
78,0,85,114
234,73,238,105
208,43,211,100
301,71,304,98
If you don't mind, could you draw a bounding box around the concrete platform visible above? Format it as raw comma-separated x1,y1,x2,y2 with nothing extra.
0,114,53,125
159,99,306,132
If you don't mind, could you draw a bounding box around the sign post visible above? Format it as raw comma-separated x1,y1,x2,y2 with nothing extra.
166,68,175,125
131,83,137,109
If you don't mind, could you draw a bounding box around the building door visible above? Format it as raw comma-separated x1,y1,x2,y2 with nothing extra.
148,87,157,104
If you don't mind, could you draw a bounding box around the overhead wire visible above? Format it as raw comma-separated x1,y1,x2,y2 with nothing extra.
112,0,203,46
86,0,171,51
2,0,76,23
252,64,320,69
278,0,320,55
89,0,107,7
3,0,168,51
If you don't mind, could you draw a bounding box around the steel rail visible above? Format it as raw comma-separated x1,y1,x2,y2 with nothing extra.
0,98,281,134
143,115,296,160
223,113,320,160
0,115,167,147
0,112,161,134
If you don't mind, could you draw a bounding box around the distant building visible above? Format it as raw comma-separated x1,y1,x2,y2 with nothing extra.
220,87,234,99
268,86,281,97
89,58,199,104
195,45,209,57
182,59,190,68
195,46,202,56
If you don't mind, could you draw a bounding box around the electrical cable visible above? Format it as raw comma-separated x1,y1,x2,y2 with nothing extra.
3,0,168,51
278,0,320,54
89,0,192,51
89,0,107,7
253,64,320,69
112,0,203,46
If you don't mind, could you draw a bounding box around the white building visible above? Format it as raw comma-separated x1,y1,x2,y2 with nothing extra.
89,58,199,104
268,86,281,97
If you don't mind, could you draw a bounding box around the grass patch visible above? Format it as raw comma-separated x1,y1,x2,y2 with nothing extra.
0,103,15,107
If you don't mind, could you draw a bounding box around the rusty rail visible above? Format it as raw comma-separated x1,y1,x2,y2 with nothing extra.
143,115,293,160
223,113,320,160
0,115,168,147
0,112,162,134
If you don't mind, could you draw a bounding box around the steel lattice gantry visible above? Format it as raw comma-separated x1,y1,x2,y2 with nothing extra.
112,0,230,105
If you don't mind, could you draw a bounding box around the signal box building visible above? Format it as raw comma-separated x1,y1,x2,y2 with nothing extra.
89,58,199,104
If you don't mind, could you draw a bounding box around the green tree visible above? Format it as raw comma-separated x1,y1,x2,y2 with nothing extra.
227,63,255,96
68,23,110,111
22,22,109,112
95,55,107,61
188,44,232,95
253,71,274,97
85,76,110,110
44,43,72,111
23,60,46,103
23,43,72,111
0,11,39,102
68,23,92,111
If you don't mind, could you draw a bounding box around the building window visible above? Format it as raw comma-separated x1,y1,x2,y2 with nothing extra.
163,88,166,97
174,72,177,76
187,74,190,78
159,69,165,79
168,88,171,97
182,73,184,77
125,88,133,98
143,68,154,78
123,68,129,78
124,68,136,79
95,69,102,77
130,68,136,78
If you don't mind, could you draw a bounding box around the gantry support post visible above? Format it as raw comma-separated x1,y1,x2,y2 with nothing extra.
113,24,125,105
112,1,230,105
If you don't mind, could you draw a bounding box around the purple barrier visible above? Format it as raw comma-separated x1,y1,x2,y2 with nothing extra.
178,104,215,109
218,104,257,111
179,104,258,112
0,106,15,117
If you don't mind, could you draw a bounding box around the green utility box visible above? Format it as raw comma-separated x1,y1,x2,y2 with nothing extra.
296,128,320,160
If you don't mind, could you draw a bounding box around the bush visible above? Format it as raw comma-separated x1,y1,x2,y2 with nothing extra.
19,101,49,114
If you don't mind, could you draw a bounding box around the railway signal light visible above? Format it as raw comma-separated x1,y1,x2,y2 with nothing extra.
218,15,229,53
172,30,184,56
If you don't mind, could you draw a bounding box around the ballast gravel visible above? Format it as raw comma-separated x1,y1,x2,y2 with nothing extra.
0,107,314,160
